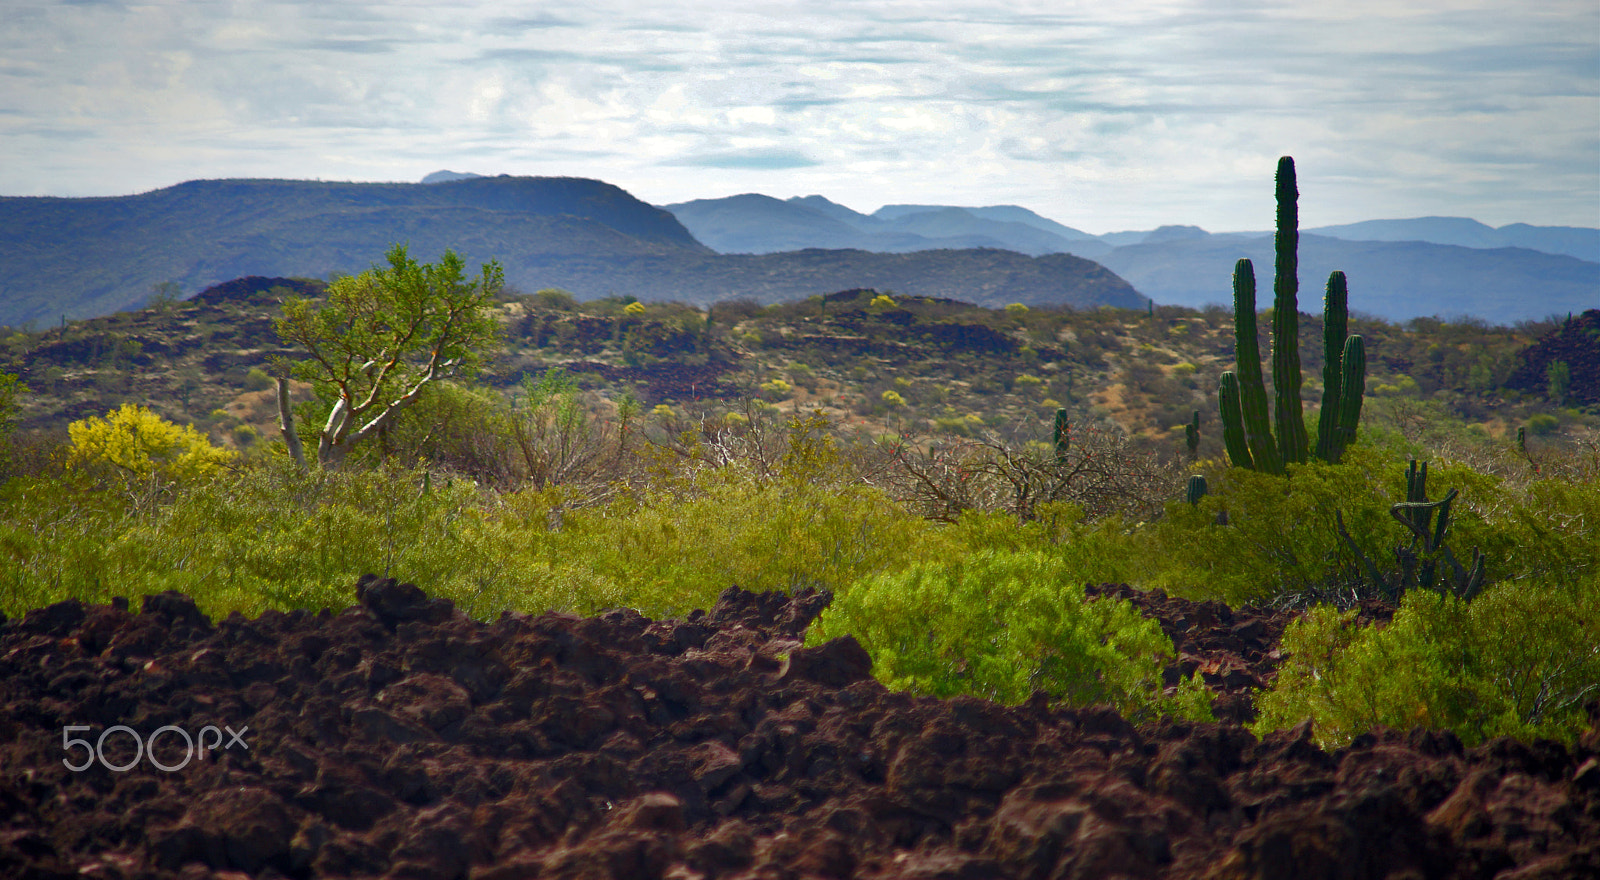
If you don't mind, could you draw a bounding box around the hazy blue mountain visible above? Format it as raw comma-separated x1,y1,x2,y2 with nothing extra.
1494,224,1598,262
667,196,1109,257
667,195,1023,254
1299,217,1598,262
1096,232,1599,325
1097,231,1154,247
961,206,1104,242
785,195,881,227
665,194,869,253
876,208,1096,256
1142,225,1210,244
0,178,1143,327
664,194,1595,323
873,203,1105,253
872,204,956,222
421,170,485,184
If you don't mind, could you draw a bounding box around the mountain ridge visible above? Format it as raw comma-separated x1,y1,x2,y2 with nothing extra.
661,195,1597,324
0,177,1144,327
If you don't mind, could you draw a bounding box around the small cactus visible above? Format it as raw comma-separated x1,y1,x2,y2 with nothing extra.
1335,459,1486,603
1052,408,1070,464
1185,474,1208,506
1184,410,1200,460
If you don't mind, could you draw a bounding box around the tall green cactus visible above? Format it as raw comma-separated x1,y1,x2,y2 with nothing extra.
1218,157,1366,473
1271,157,1309,466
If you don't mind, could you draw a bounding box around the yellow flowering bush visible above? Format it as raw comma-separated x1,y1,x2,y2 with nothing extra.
68,404,235,483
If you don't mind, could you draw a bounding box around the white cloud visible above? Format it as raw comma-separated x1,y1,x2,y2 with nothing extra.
0,0,1593,232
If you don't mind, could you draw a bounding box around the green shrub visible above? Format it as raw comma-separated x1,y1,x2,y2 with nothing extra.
1139,446,1398,605
759,378,793,401
810,548,1214,722
244,367,274,391
1136,445,1599,606
0,461,512,620
1254,575,1600,748
0,451,958,626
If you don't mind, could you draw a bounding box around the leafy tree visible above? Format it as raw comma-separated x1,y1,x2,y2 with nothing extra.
274,244,503,468
67,403,235,483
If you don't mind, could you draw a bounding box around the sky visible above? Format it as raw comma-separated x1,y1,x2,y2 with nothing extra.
2,0,1596,235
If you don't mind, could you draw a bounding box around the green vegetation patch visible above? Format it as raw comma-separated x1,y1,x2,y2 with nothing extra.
1255,575,1600,749
810,548,1214,722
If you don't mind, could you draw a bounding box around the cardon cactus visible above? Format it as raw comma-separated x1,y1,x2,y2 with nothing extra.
1218,157,1366,473
1052,408,1070,464
1314,272,1366,464
1271,157,1310,467
1184,410,1200,460
1185,474,1208,506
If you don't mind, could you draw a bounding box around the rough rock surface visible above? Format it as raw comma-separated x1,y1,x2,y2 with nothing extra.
1,578,1595,879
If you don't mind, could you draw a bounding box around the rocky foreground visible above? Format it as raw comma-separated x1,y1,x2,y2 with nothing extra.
1,578,1595,879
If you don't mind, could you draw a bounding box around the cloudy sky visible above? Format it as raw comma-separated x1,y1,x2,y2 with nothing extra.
3,0,1596,234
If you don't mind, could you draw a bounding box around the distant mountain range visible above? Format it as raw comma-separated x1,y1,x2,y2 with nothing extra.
0,176,1143,329
661,195,1597,325
1,172,1592,329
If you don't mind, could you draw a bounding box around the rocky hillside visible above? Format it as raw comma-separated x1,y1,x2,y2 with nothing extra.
4,278,1591,462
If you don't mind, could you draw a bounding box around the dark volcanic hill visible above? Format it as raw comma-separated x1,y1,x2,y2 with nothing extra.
545,248,1144,312
0,177,1143,327
1505,309,1600,407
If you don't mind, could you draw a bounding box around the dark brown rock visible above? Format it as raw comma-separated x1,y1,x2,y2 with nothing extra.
1,577,1594,879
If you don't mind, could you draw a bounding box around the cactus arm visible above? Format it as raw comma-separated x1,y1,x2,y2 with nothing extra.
1430,487,1455,552
1315,271,1349,461
1272,156,1309,466
1390,488,1458,548
1218,371,1255,469
1232,259,1284,474
1336,509,1393,599
1462,550,1486,601
1333,335,1365,460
